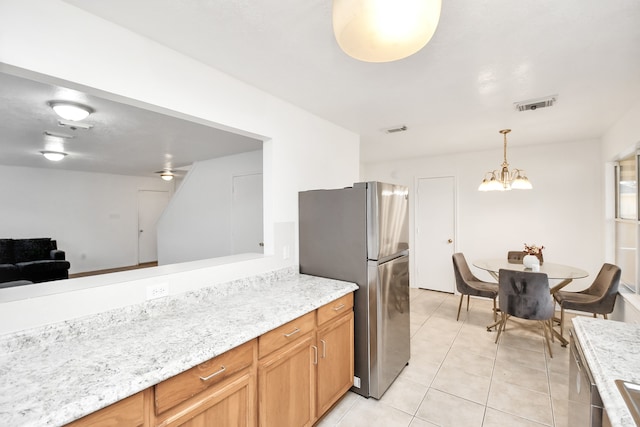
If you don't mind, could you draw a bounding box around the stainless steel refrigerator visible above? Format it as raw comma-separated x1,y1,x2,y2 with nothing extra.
299,181,410,399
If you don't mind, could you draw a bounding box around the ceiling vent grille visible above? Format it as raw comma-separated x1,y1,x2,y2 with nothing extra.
384,125,408,134
514,95,557,112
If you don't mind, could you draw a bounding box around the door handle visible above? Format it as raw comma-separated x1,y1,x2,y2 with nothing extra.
447,239,453,243
139,229,144,233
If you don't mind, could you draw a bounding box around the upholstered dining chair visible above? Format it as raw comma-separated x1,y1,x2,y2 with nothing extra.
495,269,556,357
553,263,621,339
452,253,499,322
507,251,526,264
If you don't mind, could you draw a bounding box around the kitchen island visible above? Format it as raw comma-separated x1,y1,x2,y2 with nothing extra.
572,316,640,427
0,266,357,426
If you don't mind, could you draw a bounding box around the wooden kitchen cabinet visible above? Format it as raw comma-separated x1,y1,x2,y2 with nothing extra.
258,333,316,426
257,294,354,427
66,389,150,427
316,310,354,416
154,339,257,427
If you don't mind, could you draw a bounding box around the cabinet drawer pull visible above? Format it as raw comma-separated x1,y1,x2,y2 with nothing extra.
284,328,301,337
312,345,318,365
199,366,226,381
320,339,327,359
333,304,345,311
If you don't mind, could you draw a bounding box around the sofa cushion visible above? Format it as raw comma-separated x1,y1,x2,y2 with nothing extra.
0,239,14,264
13,238,53,263
16,260,70,282
0,264,20,283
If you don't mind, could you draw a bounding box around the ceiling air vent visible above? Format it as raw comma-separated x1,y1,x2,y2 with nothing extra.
514,95,558,112
384,125,408,134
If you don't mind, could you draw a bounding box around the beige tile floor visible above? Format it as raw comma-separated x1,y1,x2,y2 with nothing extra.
317,288,578,427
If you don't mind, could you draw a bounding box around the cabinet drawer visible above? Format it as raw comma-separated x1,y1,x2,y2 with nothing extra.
317,293,353,326
66,391,145,427
259,311,315,358
155,339,256,415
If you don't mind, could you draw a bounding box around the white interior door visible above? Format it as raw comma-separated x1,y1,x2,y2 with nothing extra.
231,173,264,254
138,190,170,264
415,177,455,292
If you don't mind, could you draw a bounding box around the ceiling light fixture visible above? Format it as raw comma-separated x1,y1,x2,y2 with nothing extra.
40,151,68,161
332,0,442,63
478,129,532,192
160,172,174,181
49,101,93,121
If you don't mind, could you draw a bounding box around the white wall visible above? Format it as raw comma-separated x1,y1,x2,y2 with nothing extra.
158,150,262,265
0,0,359,331
0,165,173,274
362,138,603,292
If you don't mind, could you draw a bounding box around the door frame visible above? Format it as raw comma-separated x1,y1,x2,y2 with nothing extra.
412,175,457,290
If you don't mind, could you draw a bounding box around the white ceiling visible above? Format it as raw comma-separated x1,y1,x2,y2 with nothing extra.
0,71,262,177
6,0,640,173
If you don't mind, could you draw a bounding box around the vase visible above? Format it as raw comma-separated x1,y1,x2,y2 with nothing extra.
523,254,540,269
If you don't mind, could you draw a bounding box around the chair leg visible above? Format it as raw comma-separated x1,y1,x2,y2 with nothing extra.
559,307,565,339
593,313,597,318
549,320,555,343
466,294,470,312
492,298,497,322
541,320,553,358
495,313,508,344
604,314,608,320
457,294,464,321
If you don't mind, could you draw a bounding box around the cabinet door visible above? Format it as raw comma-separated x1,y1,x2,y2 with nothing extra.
317,311,354,417
158,372,255,427
258,333,316,427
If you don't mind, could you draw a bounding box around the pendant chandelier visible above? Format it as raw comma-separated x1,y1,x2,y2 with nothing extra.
332,0,442,63
478,129,532,192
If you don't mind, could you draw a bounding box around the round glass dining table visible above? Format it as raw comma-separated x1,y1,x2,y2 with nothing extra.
473,258,589,346
472,258,589,294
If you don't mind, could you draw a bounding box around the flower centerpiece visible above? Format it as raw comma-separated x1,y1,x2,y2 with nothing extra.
524,243,544,264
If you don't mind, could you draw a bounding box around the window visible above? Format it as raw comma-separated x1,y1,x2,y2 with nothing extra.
615,153,639,292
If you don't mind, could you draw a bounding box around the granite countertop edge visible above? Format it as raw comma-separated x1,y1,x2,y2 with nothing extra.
572,317,640,427
0,268,358,427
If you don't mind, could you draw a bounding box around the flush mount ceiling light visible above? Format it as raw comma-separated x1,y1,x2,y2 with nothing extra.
40,151,68,161
156,170,176,181
478,129,532,192
332,0,442,62
49,101,93,121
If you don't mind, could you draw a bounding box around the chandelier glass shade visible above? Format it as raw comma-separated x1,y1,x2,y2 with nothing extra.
332,0,442,62
478,129,532,192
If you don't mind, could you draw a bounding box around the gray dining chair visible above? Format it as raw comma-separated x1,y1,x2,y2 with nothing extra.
452,253,499,322
507,251,526,264
553,263,621,340
495,269,556,357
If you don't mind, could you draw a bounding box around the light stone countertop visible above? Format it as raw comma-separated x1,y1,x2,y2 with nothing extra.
572,317,640,427
0,267,358,427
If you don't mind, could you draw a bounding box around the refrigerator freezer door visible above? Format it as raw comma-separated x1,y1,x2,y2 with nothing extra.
368,254,410,399
356,182,409,261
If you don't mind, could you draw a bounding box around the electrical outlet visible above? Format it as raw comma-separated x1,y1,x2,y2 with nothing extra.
146,283,169,300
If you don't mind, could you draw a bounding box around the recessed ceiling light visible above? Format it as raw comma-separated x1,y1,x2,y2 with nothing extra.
49,101,93,121
40,151,68,161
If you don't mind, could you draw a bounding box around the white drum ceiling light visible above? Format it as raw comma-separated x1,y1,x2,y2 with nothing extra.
332,0,442,62
49,101,93,121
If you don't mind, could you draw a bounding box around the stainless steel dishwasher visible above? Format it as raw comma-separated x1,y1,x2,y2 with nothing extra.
569,329,604,427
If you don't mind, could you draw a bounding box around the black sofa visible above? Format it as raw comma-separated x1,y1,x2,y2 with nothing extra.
0,238,70,286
